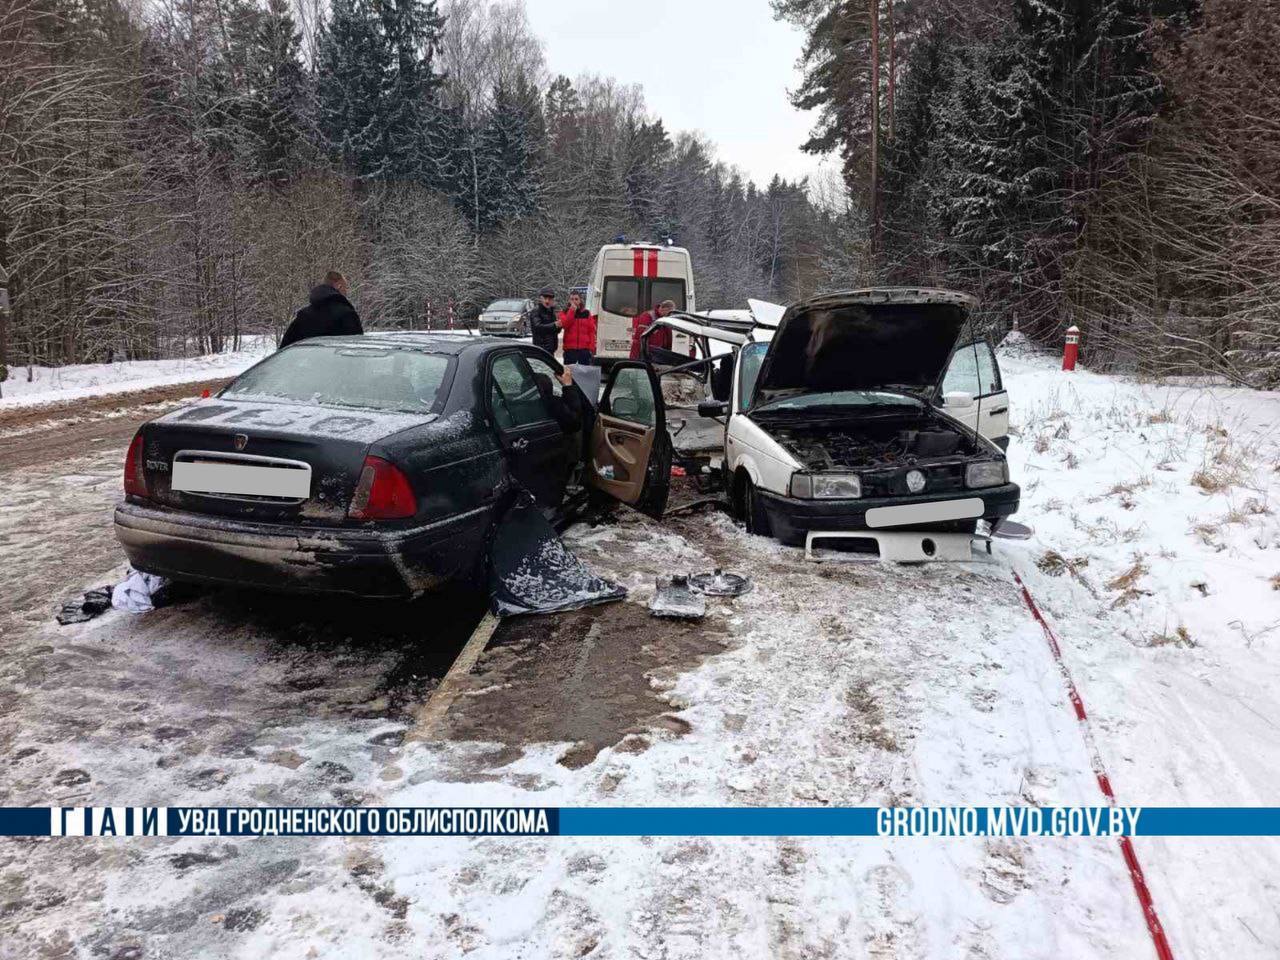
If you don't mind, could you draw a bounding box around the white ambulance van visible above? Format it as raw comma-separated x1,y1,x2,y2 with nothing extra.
586,242,696,362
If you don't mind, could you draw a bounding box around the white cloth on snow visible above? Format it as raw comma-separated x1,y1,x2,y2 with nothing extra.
111,568,169,613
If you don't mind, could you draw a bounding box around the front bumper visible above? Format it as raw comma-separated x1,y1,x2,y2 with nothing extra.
757,483,1020,548
478,317,524,336
113,501,493,598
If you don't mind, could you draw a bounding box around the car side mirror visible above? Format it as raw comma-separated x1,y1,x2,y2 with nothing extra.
698,400,729,418
942,391,975,410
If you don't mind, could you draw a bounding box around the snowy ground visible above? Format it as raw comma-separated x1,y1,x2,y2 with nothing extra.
0,337,273,409
2,339,1278,959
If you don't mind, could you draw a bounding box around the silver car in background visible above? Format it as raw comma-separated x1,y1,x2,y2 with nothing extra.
477,297,534,337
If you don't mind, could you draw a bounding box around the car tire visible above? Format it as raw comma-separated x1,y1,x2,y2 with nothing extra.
736,473,771,537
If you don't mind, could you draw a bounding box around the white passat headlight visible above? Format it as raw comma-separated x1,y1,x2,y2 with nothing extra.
966,461,1008,488
791,473,862,499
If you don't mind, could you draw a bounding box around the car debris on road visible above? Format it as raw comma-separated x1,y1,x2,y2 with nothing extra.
55,585,114,625
687,568,752,597
649,575,706,619
488,493,626,617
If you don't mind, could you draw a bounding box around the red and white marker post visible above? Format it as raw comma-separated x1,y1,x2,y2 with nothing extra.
1063,325,1081,371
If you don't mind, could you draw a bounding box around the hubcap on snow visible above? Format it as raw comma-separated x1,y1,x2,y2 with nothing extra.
688,569,753,597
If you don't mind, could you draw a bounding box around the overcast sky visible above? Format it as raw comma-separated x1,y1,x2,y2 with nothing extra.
522,0,826,189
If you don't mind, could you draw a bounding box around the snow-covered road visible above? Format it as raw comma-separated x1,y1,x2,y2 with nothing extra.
2,344,1278,959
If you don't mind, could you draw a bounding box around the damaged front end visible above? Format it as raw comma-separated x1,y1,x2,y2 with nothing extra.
753,406,1019,554
771,413,1008,508
741,288,1020,558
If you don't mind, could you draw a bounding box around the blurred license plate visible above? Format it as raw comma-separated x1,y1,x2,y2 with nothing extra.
865,498,983,529
171,460,310,498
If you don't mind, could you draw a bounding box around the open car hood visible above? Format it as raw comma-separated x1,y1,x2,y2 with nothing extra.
750,288,976,407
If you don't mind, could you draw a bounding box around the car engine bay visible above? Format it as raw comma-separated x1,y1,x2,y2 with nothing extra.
766,416,979,471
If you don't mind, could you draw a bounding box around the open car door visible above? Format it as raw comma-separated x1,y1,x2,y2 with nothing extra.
586,361,672,518
938,338,1010,447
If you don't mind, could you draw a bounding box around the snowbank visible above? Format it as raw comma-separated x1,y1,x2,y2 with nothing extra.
996,347,1280,957
0,337,273,409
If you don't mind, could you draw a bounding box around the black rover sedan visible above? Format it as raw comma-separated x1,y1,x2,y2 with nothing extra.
114,333,671,597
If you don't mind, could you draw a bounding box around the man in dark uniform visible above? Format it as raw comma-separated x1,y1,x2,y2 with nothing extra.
530,286,560,356
280,271,363,347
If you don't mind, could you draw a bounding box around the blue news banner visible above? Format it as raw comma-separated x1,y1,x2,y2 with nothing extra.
5,806,1280,838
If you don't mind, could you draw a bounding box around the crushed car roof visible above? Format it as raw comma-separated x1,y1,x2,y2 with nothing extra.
653,314,751,345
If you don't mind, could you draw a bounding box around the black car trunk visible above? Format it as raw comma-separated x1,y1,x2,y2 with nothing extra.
138,399,435,524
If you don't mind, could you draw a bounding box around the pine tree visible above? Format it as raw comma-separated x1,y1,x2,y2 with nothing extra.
472,78,542,231
621,118,671,229
380,0,446,181
315,0,387,179
242,0,311,186
315,0,446,183
773,0,876,192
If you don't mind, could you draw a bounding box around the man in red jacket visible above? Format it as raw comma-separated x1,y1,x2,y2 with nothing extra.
558,291,597,364
629,299,675,359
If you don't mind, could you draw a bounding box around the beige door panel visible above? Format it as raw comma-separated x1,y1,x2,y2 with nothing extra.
589,413,655,503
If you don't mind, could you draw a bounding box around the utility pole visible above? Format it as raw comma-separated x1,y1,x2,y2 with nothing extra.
886,0,896,143
0,263,9,399
869,0,881,259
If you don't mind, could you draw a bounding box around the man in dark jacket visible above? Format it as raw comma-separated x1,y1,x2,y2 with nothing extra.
533,367,594,467
280,271,363,347
532,369,590,435
530,286,560,356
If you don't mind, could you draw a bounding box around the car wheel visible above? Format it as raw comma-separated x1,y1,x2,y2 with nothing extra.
736,473,771,537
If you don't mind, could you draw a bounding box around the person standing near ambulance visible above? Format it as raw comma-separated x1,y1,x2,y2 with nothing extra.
628,299,675,359
558,290,597,364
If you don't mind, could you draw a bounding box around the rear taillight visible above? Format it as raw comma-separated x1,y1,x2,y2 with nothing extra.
349,456,416,520
123,432,149,499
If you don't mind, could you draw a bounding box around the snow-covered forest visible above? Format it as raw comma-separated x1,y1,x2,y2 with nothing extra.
778,0,1280,386
0,0,844,373
2,0,1277,386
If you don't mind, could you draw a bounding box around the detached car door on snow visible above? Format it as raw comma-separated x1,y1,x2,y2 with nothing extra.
487,351,572,509
586,362,671,518
940,339,1010,446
